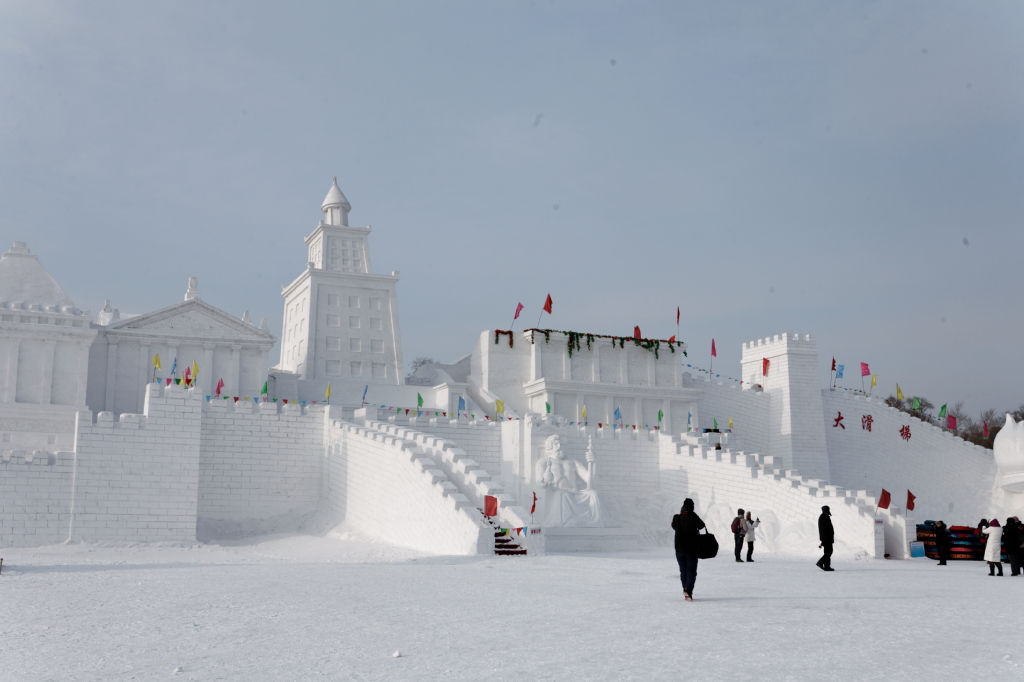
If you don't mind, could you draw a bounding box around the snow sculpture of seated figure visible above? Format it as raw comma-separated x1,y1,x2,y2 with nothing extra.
994,414,1024,492
536,434,606,527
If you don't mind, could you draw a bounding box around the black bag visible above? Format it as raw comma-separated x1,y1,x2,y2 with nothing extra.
696,527,718,559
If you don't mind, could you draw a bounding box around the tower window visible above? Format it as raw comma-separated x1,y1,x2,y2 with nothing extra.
371,339,383,353
349,316,360,329
350,338,362,352
350,361,362,376
369,318,382,330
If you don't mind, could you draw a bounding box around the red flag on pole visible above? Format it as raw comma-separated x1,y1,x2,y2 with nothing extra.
668,335,676,343
216,378,224,396
514,302,524,320
860,362,870,377
484,495,498,517
878,489,891,509
906,490,915,511
947,415,957,430
762,357,770,376
530,491,537,514
633,326,641,339
983,421,989,439
711,339,717,358
676,306,680,325
543,294,553,314
831,357,836,372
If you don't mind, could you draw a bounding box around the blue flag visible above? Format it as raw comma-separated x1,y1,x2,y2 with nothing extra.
614,407,622,422
170,356,177,376
458,396,466,412
362,384,368,402
836,364,845,379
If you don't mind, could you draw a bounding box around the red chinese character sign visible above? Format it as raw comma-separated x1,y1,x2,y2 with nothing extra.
833,411,845,429
861,415,873,432
899,425,911,441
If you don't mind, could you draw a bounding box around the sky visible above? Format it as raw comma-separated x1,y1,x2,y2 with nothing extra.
1,1,1022,415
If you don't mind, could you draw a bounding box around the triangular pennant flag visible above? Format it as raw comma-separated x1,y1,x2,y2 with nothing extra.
614,407,622,422
711,339,717,358
657,409,663,423
896,384,904,401
417,392,424,407
713,417,718,430
728,417,733,430
831,357,836,372
153,354,161,370
261,381,269,395
216,378,224,397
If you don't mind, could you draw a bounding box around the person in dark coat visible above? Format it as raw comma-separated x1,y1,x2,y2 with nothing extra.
671,498,706,601
816,505,835,571
1003,518,1021,576
732,508,746,563
934,520,951,566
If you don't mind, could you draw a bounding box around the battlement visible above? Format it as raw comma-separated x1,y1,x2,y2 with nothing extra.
0,448,66,465
741,332,816,355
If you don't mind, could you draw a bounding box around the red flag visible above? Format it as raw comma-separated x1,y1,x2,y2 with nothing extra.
947,415,957,430
762,357,770,376
860,362,870,377
711,339,717,357
484,495,498,517
216,377,224,396
514,302,524,320
983,421,989,439
543,294,552,314
676,306,680,325
831,357,836,372
530,491,537,514
878,489,891,509
906,490,916,511
633,326,641,339
668,335,676,343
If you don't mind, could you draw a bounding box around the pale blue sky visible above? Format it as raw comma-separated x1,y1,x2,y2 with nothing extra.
2,1,1022,414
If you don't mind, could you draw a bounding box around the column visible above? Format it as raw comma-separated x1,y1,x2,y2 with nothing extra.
40,339,56,404
104,342,118,412
230,344,241,396
202,343,215,396
139,343,151,413
0,339,18,403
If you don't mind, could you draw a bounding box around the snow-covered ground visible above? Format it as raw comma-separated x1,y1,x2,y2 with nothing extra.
1,532,1020,680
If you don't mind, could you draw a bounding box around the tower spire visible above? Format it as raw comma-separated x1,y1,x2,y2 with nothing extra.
321,176,351,226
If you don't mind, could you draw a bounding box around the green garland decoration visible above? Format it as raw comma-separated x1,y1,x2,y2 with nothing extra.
519,328,687,360
494,330,514,348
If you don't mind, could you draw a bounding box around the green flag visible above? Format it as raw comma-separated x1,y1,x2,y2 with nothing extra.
417,392,423,407
938,404,947,418
545,401,551,414
261,381,268,395
657,409,663,422
713,417,718,430
912,397,921,411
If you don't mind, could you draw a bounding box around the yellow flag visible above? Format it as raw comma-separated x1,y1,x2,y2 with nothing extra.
728,417,733,429
495,399,505,414
871,374,877,387
581,404,587,419
325,383,331,400
896,384,904,401
192,360,199,380
153,354,161,370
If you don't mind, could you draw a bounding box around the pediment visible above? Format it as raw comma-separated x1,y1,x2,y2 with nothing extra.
109,300,275,343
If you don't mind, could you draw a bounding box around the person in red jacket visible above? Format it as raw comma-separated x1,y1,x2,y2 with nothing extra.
671,498,706,601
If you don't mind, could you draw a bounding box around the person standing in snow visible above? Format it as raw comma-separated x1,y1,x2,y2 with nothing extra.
671,498,706,601
982,519,1003,576
1002,518,1020,576
743,511,760,562
816,505,834,571
732,508,746,563
934,520,951,566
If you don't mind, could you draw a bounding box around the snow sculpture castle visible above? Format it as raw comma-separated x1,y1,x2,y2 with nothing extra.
1,178,1015,558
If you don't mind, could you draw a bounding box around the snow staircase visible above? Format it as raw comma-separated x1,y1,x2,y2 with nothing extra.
360,418,533,545
478,510,528,556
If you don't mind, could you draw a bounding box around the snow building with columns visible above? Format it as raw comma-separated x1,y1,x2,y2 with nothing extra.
2,177,1019,560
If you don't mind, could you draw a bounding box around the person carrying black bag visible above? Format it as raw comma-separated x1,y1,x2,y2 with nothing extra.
671,498,706,601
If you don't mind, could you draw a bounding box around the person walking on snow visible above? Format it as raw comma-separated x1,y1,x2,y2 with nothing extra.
1003,517,1021,576
732,508,746,563
671,498,706,601
742,511,761,562
982,518,1003,576
816,505,835,571
934,520,951,566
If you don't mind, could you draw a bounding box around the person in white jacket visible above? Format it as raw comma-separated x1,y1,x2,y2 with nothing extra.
743,511,761,562
982,518,1003,576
